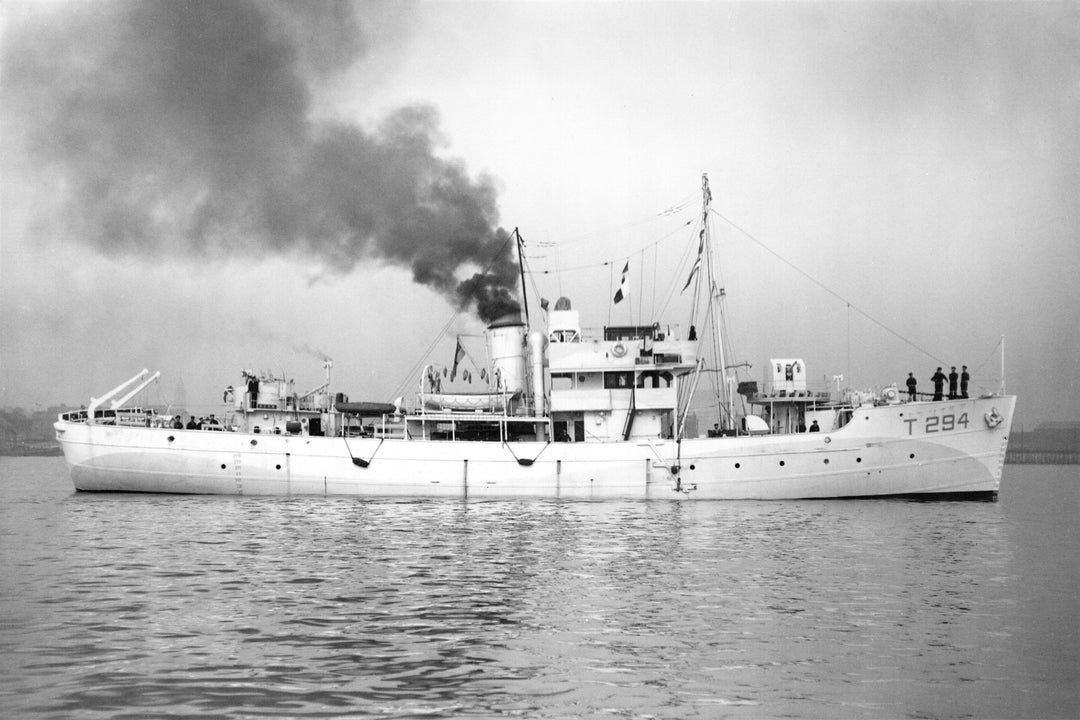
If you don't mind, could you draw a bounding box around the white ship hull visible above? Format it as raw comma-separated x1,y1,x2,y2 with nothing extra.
55,396,1014,500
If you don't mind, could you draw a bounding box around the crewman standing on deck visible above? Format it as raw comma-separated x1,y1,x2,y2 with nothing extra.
931,367,947,401
948,366,959,399
906,372,917,401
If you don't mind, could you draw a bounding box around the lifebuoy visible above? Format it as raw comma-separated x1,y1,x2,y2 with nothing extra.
612,342,627,357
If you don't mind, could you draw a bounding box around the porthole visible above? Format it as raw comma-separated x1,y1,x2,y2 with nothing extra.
689,464,696,471
909,453,915,459
220,463,226,470
275,464,282,470
856,457,862,463
823,458,829,465
779,460,786,467
735,462,741,469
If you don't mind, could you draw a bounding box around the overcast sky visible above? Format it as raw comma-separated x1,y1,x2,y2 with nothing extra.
2,0,1077,429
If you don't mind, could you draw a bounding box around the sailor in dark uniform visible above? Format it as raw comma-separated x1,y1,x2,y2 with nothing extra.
931,367,947,401
247,376,259,406
960,365,970,398
948,366,959,399
906,372,917,401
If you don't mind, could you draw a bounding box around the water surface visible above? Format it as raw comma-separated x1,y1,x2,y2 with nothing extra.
1,457,1076,718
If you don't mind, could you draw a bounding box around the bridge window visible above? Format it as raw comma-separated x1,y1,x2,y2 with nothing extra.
604,371,633,389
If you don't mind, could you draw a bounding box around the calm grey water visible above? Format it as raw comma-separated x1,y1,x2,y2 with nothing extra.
0,458,1076,719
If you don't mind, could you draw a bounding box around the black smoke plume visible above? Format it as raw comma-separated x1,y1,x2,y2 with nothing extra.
3,0,519,324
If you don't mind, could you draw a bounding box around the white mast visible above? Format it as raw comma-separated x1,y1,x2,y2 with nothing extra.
700,173,730,431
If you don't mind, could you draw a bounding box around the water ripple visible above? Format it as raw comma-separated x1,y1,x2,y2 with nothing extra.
1,459,1077,718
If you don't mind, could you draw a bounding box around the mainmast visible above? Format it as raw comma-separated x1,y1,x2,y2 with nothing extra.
678,173,732,437
700,173,731,431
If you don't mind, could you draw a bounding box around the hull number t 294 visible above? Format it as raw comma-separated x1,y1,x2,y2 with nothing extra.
905,413,969,435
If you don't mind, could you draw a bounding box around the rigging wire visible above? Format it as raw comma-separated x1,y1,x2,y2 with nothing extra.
546,190,698,249
389,310,462,401
529,218,693,275
607,262,613,327
630,249,639,325
522,249,548,315
969,335,1006,393
971,335,1004,376
388,229,517,401
653,216,702,321
651,242,658,324
710,208,948,366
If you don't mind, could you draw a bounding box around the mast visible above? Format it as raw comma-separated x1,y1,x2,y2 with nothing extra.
514,227,534,418
677,173,730,438
700,173,730,431
515,228,530,329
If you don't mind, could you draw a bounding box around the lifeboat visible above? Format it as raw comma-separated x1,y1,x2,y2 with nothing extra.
420,390,520,412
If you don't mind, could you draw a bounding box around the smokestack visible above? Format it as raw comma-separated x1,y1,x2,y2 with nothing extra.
486,313,526,394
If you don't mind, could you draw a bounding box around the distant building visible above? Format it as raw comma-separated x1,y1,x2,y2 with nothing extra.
1014,422,1080,452
0,406,77,455
1007,421,1079,464
0,415,19,452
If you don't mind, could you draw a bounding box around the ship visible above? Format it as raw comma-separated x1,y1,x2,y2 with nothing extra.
54,176,1015,499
